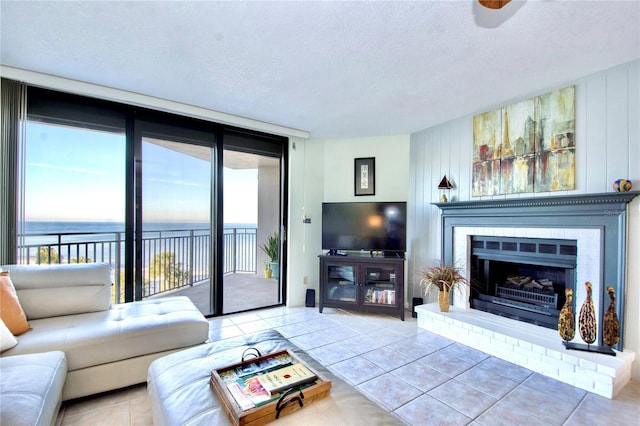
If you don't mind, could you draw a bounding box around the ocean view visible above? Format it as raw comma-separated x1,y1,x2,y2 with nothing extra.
19,222,259,277
24,221,256,235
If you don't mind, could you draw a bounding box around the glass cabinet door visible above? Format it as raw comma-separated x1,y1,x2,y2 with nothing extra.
363,265,397,306
325,264,357,303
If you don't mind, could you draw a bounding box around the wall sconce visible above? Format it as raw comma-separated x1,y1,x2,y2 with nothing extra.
438,175,453,202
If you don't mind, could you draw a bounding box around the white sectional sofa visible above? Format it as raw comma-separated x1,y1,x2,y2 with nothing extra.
0,262,209,406
0,351,67,426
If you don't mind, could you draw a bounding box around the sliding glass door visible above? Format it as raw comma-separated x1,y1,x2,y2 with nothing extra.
222,149,282,313
137,121,216,315
14,86,287,316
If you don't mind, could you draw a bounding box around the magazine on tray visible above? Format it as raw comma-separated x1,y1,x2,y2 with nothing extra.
224,352,293,379
217,353,318,410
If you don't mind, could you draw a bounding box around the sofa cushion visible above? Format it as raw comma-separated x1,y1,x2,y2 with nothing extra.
0,271,31,335
0,319,18,352
2,296,209,371
0,350,67,426
2,263,112,319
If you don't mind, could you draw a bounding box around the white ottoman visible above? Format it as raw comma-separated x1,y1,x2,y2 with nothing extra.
148,330,403,426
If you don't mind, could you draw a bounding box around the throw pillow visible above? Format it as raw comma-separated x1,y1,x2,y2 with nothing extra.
0,271,31,335
0,318,18,352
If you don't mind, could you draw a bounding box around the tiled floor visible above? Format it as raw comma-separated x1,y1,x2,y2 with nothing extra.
57,306,640,425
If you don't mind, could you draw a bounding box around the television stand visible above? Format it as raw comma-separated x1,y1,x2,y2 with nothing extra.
318,254,405,320
380,250,404,259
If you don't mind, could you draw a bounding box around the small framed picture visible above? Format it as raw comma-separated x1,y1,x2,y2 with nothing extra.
354,157,375,196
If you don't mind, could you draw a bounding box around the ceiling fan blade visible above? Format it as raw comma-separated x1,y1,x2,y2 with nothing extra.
478,0,512,9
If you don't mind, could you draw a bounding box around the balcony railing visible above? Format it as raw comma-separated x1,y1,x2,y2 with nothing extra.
18,226,257,303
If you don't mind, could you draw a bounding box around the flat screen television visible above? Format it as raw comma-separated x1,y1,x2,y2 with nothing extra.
322,201,407,255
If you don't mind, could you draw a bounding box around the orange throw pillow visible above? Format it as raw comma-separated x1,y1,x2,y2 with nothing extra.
0,271,31,335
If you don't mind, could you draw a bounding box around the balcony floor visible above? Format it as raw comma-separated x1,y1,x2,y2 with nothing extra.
149,272,280,315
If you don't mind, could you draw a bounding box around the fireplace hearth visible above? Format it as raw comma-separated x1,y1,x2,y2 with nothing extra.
418,192,638,398
434,192,638,350
469,236,576,329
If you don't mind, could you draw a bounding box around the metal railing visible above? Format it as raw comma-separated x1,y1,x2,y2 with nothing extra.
18,226,257,302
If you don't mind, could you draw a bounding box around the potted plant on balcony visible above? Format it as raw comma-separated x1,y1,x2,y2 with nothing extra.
419,260,468,312
260,232,279,279
263,263,272,279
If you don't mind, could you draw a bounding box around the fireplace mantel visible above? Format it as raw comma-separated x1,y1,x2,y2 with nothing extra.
434,191,639,212
433,191,639,350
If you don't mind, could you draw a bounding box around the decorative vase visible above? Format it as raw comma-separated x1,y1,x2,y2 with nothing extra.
558,289,575,342
264,268,272,279
438,289,450,312
613,179,632,192
578,282,597,344
603,286,620,347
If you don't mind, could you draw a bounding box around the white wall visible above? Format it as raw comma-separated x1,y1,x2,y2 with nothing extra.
286,137,324,306
286,135,410,306
408,59,640,379
321,136,411,202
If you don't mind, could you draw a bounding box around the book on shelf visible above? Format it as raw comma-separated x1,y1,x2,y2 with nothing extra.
366,288,395,304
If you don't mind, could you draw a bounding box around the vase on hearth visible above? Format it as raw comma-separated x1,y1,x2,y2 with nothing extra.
558,289,575,342
578,282,597,345
603,286,620,347
420,260,469,313
438,289,450,312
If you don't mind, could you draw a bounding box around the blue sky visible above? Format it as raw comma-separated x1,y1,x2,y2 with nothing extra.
25,122,257,224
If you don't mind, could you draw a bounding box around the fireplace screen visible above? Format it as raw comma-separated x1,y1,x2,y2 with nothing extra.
469,236,577,329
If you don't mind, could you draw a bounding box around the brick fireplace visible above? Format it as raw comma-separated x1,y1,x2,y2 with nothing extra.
416,192,638,398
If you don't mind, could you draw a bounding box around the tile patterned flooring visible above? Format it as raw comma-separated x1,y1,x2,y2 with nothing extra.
57,306,640,425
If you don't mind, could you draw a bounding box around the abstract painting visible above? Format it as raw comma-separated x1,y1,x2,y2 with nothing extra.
501,98,535,194
534,86,575,192
472,109,501,196
472,86,575,196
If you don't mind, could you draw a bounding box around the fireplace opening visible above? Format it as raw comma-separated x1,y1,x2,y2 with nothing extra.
469,236,577,329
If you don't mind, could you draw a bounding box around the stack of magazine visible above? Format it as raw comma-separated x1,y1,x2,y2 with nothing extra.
217,352,318,411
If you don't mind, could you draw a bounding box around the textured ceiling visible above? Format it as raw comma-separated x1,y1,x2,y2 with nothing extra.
1,1,639,139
